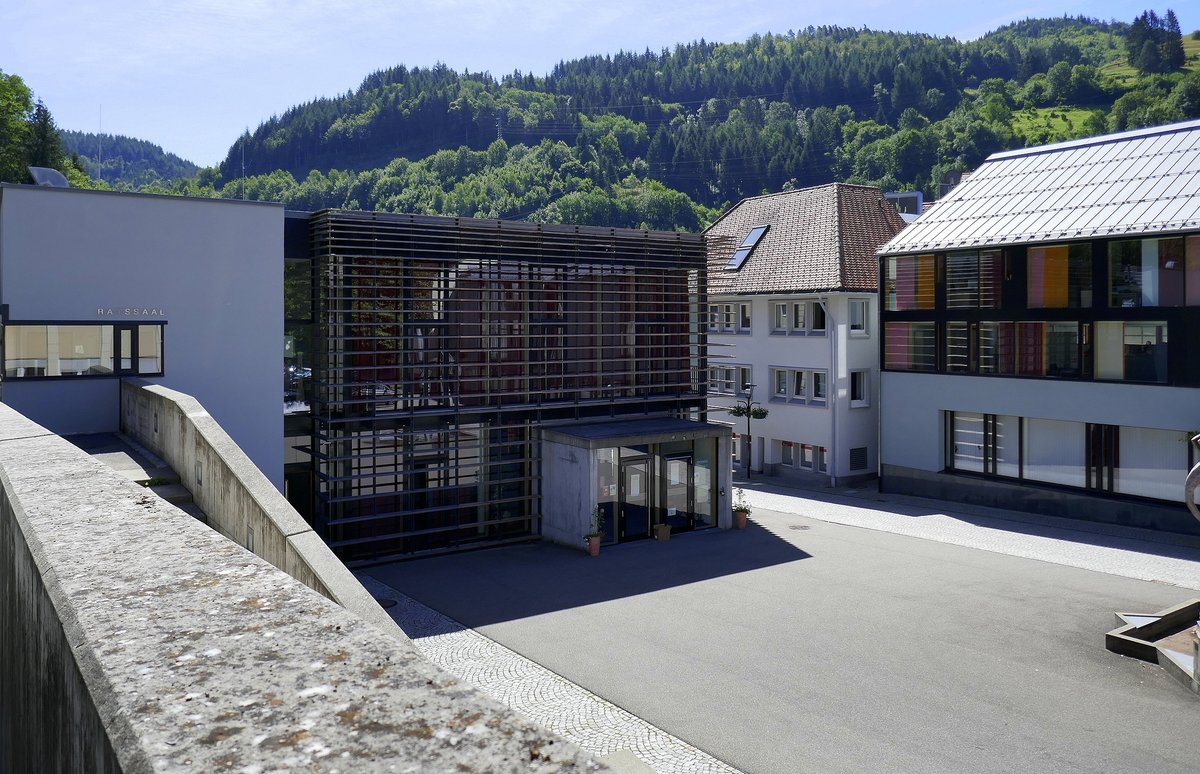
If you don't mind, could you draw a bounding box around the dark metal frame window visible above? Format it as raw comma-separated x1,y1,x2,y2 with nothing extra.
2,322,164,379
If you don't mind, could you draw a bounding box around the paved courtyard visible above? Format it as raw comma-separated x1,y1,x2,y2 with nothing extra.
363,484,1200,774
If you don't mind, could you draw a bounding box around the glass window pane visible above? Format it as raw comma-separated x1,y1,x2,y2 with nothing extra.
978,322,1014,375
1115,427,1190,500
774,304,786,330
885,254,935,310
693,438,715,528
1045,322,1080,377
1123,321,1168,382
792,370,805,398
945,322,970,373
138,326,162,374
945,253,978,309
791,303,805,331
884,322,935,371
119,328,133,371
812,372,827,399
849,299,867,331
774,369,787,396
810,303,826,331
951,412,986,472
1029,244,1091,308
1023,418,1086,487
56,325,114,376
1109,238,1184,308
994,414,1020,478
5,325,49,377
1187,236,1200,306
1017,322,1045,376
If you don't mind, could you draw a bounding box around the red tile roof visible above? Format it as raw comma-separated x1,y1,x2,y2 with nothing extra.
705,183,906,295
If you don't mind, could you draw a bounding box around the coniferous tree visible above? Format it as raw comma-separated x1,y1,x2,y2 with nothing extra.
26,100,66,171
1162,10,1186,70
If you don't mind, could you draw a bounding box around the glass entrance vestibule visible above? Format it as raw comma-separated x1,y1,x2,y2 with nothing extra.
539,419,733,550
595,440,719,543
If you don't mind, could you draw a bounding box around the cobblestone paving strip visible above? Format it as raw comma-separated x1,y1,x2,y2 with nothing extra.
359,575,742,774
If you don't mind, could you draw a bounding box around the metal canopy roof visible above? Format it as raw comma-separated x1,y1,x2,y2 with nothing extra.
878,119,1200,256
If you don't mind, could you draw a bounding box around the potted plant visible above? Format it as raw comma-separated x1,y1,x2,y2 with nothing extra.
585,506,605,556
732,488,752,529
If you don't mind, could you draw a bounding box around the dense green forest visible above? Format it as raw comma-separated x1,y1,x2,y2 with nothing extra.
61,130,199,187
0,71,93,187
4,12,1200,230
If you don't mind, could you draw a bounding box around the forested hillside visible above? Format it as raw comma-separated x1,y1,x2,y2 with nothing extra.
5,12,1200,230
61,131,199,187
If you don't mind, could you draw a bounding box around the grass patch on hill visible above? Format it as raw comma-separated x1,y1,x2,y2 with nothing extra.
1011,106,1103,144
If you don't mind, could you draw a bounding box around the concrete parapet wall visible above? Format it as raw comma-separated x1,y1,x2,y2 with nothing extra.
119,379,396,635
0,403,600,772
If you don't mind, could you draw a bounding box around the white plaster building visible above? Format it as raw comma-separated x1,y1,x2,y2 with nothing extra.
705,183,906,485
0,184,284,487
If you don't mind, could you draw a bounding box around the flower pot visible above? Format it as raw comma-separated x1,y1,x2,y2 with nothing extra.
734,509,749,529
587,534,601,556
654,523,671,541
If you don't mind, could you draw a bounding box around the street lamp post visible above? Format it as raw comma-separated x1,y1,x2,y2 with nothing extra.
728,383,768,479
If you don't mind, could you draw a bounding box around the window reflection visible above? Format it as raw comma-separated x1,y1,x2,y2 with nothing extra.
3,324,162,378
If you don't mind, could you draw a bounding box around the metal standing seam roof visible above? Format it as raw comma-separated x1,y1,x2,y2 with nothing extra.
704,183,907,295
879,119,1200,256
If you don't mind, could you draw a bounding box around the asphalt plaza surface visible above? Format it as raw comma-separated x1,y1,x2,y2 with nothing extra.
367,489,1200,774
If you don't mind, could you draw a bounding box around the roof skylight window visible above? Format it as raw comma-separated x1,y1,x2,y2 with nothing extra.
725,224,769,270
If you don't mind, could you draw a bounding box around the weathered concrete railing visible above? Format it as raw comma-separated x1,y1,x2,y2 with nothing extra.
119,379,396,635
0,404,599,772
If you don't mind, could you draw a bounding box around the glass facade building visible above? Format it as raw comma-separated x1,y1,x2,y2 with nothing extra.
291,210,713,560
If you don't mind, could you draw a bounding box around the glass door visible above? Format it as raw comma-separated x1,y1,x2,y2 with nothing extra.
116,325,135,375
619,458,650,541
663,455,693,532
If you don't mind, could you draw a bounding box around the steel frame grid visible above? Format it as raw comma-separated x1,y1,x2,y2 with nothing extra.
308,210,708,559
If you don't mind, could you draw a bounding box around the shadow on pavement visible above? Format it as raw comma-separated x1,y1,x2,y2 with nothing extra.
735,476,1200,564
364,523,809,628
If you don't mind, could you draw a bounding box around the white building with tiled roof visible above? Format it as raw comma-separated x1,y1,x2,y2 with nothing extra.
705,183,906,485
877,119,1200,535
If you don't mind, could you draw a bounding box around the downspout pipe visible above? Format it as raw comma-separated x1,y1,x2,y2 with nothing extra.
818,296,837,487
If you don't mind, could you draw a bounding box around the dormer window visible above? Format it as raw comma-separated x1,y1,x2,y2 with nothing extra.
725,225,769,270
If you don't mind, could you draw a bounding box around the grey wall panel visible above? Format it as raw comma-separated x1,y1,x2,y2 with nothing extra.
0,187,284,487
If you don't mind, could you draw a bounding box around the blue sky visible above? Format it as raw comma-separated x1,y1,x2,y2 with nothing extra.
2,1,1185,166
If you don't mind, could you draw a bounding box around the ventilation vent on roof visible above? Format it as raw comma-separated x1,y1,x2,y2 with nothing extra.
27,166,70,188
725,224,769,270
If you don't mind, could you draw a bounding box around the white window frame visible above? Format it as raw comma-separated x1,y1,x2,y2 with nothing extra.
772,302,788,332
811,370,828,404
781,440,796,467
850,370,869,408
772,368,788,397
736,367,752,395
810,302,827,334
849,298,868,336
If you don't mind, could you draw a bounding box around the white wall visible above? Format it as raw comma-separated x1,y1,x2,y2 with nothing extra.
708,292,879,481
880,371,1200,474
0,186,284,487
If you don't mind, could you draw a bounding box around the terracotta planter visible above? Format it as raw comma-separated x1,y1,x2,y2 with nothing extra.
654,523,671,541
734,509,749,529
587,534,601,556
